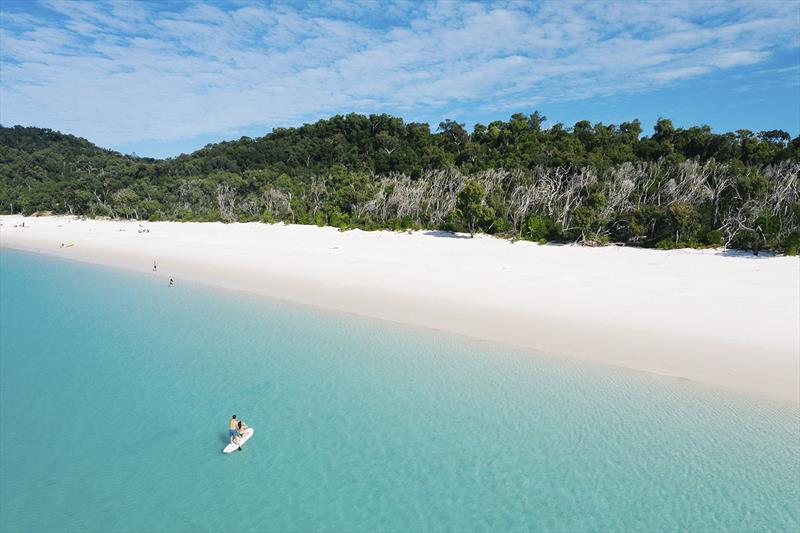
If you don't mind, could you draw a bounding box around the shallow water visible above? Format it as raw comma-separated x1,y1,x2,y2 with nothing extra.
1,249,798,532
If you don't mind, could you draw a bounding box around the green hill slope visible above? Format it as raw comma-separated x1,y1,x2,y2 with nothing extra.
1,114,798,252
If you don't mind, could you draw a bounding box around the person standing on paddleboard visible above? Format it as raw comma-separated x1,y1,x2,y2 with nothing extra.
229,415,238,443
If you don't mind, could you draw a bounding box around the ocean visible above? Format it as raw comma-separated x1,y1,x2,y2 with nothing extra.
1,249,798,532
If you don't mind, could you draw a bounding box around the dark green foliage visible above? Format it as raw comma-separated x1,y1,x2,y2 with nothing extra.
784,232,800,256
523,215,561,242
1,114,798,253
456,180,494,236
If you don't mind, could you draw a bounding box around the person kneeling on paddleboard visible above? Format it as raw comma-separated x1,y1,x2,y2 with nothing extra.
237,420,249,439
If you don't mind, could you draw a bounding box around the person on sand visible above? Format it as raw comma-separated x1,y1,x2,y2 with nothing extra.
229,415,238,444
169,278,174,288
153,260,157,272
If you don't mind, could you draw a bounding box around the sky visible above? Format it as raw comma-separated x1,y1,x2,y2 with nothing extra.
0,0,798,159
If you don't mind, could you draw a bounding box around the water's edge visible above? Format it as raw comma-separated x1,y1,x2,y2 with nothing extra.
2,244,794,407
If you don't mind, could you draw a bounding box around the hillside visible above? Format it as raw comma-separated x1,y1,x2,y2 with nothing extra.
1,114,798,252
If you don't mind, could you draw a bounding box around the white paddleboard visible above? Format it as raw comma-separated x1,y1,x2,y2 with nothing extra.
223,427,254,453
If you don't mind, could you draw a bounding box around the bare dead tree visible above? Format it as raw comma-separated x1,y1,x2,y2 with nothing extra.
509,183,535,233
626,161,664,209
601,165,636,220
559,167,597,231
706,162,734,226
92,188,115,217
353,187,385,220
764,161,799,219
387,178,422,223
216,184,237,222
721,200,763,248
661,159,713,206
238,196,262,219
424,169,466,226
262,188,294,222
308,177,329,217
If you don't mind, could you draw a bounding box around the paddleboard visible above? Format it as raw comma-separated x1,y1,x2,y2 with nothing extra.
223,427,254,453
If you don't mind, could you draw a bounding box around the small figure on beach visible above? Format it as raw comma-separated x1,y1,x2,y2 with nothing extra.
169,278,174,288
153,260,157,272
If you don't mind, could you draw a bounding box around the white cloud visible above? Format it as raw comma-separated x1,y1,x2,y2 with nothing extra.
0,0,797,149
651,66,712,83
712,50,768,68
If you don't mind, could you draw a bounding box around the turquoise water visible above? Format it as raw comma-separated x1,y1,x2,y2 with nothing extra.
1,249,798,532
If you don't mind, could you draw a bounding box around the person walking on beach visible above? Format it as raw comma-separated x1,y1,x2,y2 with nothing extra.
153,260,157,272
229,415,238,444
169,278,174,288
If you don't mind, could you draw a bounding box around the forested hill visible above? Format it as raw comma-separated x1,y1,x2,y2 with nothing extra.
1,113,798,253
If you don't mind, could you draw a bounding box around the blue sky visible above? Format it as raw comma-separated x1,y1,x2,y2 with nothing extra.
1,0,798,159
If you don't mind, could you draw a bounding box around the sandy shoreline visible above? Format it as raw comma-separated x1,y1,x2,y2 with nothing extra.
1,214,798,403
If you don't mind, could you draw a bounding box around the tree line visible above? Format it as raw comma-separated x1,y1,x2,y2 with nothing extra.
1,112,798,253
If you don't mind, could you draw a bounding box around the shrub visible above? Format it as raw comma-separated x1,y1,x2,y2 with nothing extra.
704,229,724,246
523,215,561,241
783,232,800,256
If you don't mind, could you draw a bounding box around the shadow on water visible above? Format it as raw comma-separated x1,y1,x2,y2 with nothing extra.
218,432,230,445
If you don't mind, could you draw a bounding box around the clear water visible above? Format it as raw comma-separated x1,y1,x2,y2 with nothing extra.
1,249,798,532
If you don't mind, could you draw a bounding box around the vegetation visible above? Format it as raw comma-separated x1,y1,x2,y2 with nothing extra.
1,112,798,253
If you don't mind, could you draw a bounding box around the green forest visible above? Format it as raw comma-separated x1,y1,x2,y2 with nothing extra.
1,112,798,253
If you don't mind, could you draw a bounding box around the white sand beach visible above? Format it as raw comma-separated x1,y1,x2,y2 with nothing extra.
1,214,798,403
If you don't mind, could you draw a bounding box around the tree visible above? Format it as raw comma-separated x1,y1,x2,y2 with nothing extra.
437,119,468,146
528,111,547,131
456,179,494,237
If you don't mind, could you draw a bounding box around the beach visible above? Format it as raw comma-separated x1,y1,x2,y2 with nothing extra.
1,214,798,403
